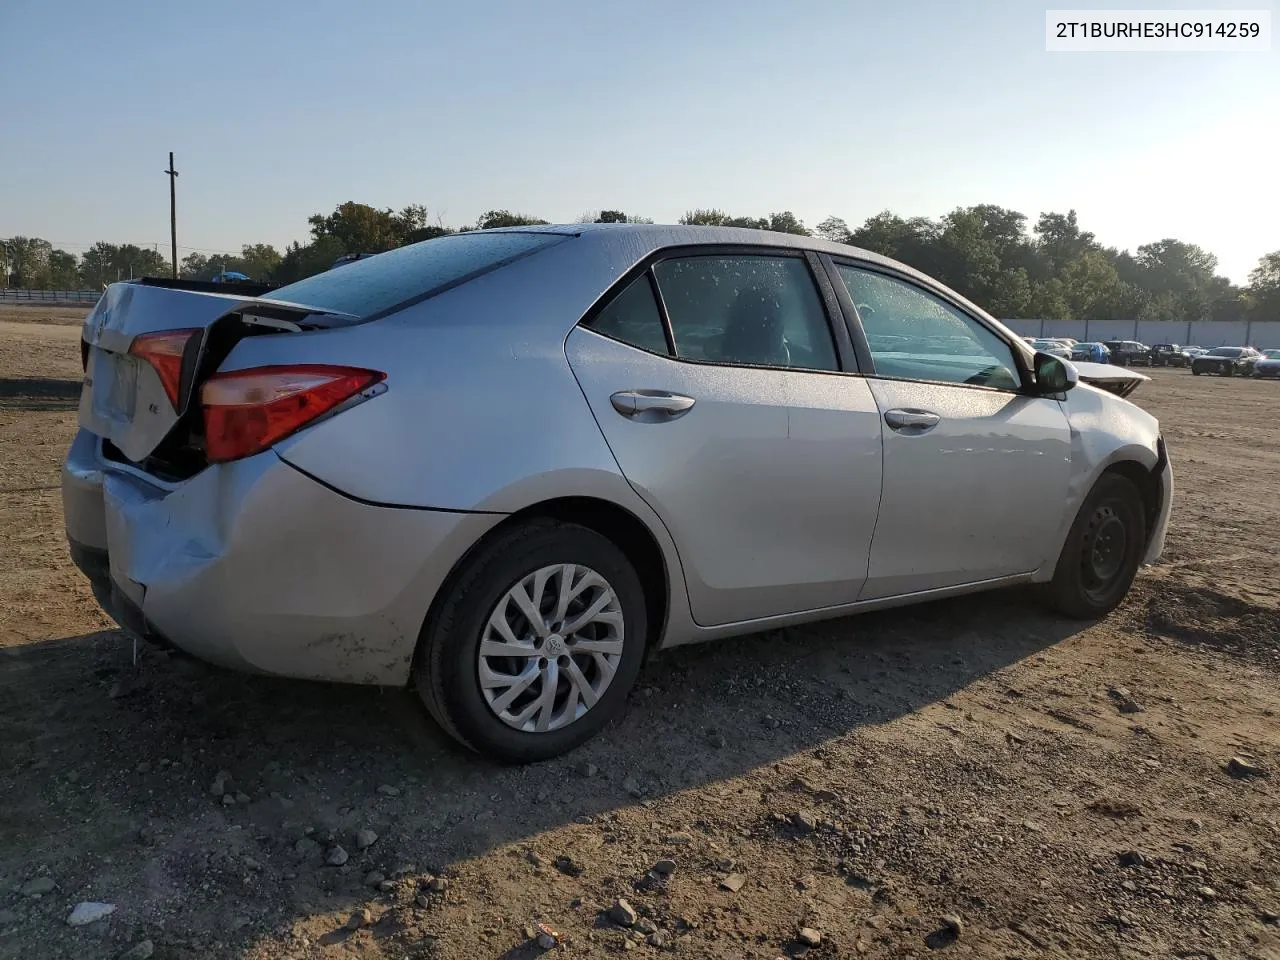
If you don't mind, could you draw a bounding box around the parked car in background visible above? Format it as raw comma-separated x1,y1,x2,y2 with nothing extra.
1054,338,1079,348
1030,338,1072,359
61,224,1173,762
1174,346,1203,367
1103,340,1152,366
1071,341,1111,363
1148,343,1182,367
1191,346,1260,377
1252,349,1280,379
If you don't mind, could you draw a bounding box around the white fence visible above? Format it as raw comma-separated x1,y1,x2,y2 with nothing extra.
0,288,101,305
1003,318,1280,349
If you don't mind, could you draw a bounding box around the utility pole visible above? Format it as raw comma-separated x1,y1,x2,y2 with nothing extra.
164,152,179,278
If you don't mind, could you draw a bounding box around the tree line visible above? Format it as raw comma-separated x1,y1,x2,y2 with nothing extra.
3,203,1278,322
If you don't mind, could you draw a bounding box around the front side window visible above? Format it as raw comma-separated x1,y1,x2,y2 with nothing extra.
652,256,838,372
836,265,1019,390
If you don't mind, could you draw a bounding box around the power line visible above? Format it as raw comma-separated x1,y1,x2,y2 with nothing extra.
40,241,245,255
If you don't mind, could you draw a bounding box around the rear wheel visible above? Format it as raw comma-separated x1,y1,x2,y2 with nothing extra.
413,520,647,763
1042,473,1146,619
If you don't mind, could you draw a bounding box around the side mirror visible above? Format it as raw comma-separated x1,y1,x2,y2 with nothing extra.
1034,351,1078,394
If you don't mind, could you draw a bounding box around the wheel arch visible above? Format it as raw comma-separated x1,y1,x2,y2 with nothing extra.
411,496,673,683
1099,454,1164,545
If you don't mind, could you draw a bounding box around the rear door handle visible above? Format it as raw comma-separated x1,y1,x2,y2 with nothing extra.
610,390,696,420
884,408,940,432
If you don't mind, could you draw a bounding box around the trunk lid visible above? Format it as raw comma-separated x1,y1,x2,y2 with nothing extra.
80,282,261,462
79,280,359,466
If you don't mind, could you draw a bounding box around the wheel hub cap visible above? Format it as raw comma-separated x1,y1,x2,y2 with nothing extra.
477,563,624,733
1081,504,1128,596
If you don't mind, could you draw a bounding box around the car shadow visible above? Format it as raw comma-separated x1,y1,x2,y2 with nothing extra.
0,587,1086,956
0,376,81,412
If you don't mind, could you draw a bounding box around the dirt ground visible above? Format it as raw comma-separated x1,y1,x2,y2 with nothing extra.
0,305,92,326
1,315,1278,960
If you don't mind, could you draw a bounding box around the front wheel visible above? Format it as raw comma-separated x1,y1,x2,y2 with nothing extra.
1042,473,1147,620
1192,367,1202,376
413,520,647,763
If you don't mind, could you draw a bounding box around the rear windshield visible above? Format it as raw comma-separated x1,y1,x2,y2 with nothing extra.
265,231,566,319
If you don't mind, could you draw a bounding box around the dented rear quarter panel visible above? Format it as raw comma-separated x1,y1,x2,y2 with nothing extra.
111,449,504,684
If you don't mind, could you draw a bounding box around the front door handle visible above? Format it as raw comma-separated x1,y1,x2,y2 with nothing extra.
884,408,941,433
610,390,696,420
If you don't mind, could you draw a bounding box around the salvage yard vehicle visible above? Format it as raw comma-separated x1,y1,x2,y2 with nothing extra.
63,225,1173,762
1173,346,1203,368
1071,341,1111,364
1030,338,1072,360
1148,343,1182,367
1252,349,1280,379
1102,340,1152,366
1191,346,1261,377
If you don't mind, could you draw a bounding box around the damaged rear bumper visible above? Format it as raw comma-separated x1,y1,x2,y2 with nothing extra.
62,429,503,685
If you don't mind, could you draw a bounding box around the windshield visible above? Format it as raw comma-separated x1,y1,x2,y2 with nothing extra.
1264,350,1280,359
264,231,567,319
1206,347,1242,357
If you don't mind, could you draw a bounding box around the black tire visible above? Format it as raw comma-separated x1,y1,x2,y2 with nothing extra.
413,520,648,763
1192,367,1202,376
1042,473,1147,620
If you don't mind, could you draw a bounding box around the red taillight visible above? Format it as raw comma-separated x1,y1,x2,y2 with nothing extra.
129,329,199,409
201,364,385,464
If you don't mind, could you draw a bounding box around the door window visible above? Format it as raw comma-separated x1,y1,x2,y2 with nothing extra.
653,256,838,372
587,274,672,355
836,265,1019,390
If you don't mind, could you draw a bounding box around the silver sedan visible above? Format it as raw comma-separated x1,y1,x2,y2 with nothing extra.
63,225,1173,761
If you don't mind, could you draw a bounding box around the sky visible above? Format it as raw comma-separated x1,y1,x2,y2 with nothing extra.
1,0,1277,283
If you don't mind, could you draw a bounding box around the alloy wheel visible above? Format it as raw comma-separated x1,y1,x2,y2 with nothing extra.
477,564,625,733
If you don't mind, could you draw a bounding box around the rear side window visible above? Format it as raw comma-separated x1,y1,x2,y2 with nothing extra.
653,256,838,372
266,231,566,319
588,275,672,355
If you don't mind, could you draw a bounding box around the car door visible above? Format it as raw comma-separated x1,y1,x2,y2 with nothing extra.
565,250,883,627
828,261,1072,601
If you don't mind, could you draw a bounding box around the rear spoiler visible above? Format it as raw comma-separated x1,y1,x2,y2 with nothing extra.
132,275,281,297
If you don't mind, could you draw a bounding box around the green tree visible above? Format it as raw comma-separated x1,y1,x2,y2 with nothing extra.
4,237,53,287
1242,251,1280,322
847,212,940,269
1028,278,1071,319
1242,259,1274,321
1059,250,1123,320
474,210,550,230
765,211,809,235
1133,239,1222,320
587,210,654,224
814,216,852,244
181,252,211,278
272,236,346,284
48,249,79,288
1034,210,1097,276
678,209,772,230
236,243,282,279
308,202,406,253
